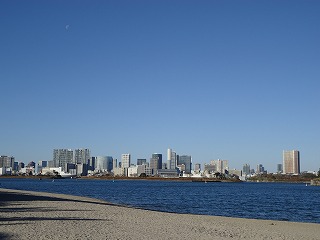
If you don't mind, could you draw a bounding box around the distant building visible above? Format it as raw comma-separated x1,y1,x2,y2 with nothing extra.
121,154,131,176
96,156,113,172
210,159,229,174
137,159,146,165
256,164,265,174
53,149,74,171
0,156,15,168
243,164,250,175
167,148,177,170
74,148,90,164
194,163,201,172
277,163,283,173
283,150,300,174
178,155,192,174
150,153,162,175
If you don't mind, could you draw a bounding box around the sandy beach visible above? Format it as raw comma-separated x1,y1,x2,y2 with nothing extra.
0,188,319,240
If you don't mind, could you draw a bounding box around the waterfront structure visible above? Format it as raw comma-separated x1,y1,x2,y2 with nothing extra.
204,163,216,173
167,148,177,170
243,164,250,175
121,154,131,176
53,149,74,171
150,153,162,175
121,154,131,168
256,164,264,174
210,159,229,174
137,159,147,165
96,156,113,172
113,158,117,169
0,156,15,168
277,164,283,173
194,163,201,172
283,150,300,174
178,155,192,174
74,148,90,164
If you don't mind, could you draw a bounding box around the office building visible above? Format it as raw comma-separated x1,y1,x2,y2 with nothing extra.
0,156,15,168
96,156,112,172
210,159,229,174
283,150,300,174
194,163,201,172
53,149,74,170
121,154,131,168
137,159,147,165
150,153,162,175
243,164,250,175
167,148,177,170
74,148,90,164
277,164,283,173
178,155,192,174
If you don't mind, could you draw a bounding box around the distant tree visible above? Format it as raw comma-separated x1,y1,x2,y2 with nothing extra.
139,173,147,178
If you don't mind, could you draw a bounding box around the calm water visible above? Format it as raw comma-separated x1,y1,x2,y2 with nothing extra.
1,178,320,223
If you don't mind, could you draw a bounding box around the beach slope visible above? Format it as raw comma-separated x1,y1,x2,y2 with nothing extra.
0,188,319,240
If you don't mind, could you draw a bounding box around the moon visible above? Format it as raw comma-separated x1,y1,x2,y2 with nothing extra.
65,25,70,30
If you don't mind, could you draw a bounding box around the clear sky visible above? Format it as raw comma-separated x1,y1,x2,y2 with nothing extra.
1,0,319,172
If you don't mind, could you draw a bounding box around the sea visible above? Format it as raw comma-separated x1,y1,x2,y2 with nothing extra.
1,178,319,224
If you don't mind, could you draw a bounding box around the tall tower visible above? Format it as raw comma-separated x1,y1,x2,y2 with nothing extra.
74,148,91,164
283,150,300,174
150,153,162,175
167,148,177,170
178,155,192,174
121,154,131,168
53,149,74,170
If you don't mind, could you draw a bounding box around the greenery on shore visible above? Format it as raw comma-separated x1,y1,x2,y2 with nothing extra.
248,172,319,183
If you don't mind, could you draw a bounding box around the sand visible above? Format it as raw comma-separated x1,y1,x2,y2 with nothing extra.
0,188,319,240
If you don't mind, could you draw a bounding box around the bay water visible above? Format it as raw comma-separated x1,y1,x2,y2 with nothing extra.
1,178,319,223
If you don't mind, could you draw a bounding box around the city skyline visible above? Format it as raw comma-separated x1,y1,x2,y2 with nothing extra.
1,1,319,173
1,147,315,174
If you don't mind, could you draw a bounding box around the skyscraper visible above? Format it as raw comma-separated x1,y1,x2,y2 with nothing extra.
74,148,91,164
121,154,131,168
167,148,177,170
210,159,229,174
53,149,74,170
178,155,192,174
150,153,162,174
243,164,250,175
283,150,300,174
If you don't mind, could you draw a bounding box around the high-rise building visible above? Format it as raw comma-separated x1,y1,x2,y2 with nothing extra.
283,150,300,174
178,155,192,174
150,153,162,174
243,164,250,175
137,159,147,165
210,159,229,174
53,149,74,170
167,148,177,170
95,156,113,172
194,163,201,172
74,148,90,164
277,164,283,173
0,156,15,168
256,164,264,174
121,154,131,168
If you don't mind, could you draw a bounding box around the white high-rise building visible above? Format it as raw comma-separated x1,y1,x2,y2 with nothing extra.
283,150,300,174
121,154,131,168
210,159,229,174
53,149,74,171
167,148,177,170
74,148,90,164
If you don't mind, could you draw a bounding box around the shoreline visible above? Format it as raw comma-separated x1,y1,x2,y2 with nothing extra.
1,188,320,240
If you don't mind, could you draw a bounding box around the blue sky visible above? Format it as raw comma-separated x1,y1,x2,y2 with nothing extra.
1,0,319,172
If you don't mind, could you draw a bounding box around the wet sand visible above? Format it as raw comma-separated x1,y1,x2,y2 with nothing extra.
0,188,319,240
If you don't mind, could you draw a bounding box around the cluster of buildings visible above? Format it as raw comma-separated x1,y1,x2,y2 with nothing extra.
0,149,306,179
